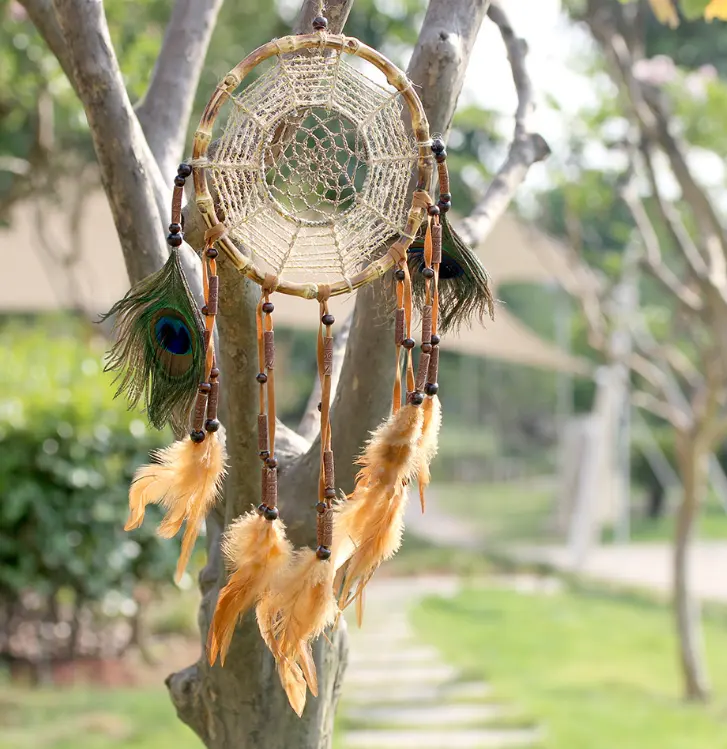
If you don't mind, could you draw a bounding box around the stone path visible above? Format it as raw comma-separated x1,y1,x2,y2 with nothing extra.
339,576,541,749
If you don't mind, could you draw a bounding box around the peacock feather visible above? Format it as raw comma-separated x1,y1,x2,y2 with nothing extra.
102,249,205,432
408,214,495,332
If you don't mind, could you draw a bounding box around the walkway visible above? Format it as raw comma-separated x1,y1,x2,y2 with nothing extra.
339,576,541,749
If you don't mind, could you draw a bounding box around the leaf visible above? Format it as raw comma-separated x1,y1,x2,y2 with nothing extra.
705,0,727,19
648,0,681,26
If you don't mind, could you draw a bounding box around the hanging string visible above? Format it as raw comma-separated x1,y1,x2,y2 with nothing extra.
316,294,335,559
402,260,416,402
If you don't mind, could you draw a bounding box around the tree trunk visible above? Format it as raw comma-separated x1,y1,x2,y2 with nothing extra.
673,435,710,702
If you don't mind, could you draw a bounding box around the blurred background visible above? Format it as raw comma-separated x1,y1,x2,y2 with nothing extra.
3,0,727,747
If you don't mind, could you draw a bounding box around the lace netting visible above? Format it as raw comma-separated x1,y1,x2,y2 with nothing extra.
207,47,418,284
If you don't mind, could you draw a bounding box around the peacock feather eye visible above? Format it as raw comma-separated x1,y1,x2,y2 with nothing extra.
102,249,205,431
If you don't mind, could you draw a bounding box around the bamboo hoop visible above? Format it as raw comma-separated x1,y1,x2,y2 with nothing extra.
191,32,432,300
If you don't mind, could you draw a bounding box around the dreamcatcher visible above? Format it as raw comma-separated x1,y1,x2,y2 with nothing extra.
105,11,493,716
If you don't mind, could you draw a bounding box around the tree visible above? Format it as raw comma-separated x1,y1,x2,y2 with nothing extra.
17,0,548,744
567,0,727,702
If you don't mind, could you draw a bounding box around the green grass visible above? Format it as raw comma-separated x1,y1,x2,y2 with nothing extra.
0,686,202,749
413,585,727,749
441,478,557,543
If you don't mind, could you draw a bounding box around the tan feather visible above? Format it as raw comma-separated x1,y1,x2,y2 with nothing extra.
207,511,292,666
125,434,226,582
416,395,442,512
332,404,424,572
256,549,337,714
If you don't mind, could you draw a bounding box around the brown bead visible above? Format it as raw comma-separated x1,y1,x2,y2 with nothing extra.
257,503,267,515
210,367,220,378
394,268,406,281
431,138,446,155
189,429,205,443
201,305,209,316
198,382,212,394
177,163,192,178
256,372,268,384
168,223,181,234
422,267,435,279
316,546,332,560
262,301,274,314
316,501,327,514
204,418,220,432
259,450,270,460
427,205,440,217
435,151,447,163
324,487,336,500
265,457,278,469
167,233,183,247
321,313,335,326
402,338,415,350
421,342,433,354
174,175,186,187
425,382,439,396
312,15,328,29
206,246,218,259
431,334,441,346
440,192,451,201
437,199,451,213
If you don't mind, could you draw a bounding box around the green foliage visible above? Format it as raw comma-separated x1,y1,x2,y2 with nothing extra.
0,315,174,623
416,585,727,749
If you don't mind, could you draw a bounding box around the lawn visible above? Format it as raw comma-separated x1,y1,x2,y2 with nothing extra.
0,685,202,749
414,584,727,749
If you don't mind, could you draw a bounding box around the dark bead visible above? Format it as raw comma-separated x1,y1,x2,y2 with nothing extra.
205,418,220,433
168,223,181,234
174,175,186,188
210,367,220,378
201,305,209,316
316,501,327,514
321,313,335,326
437,199,452,214
257,503,267,515
312,15,328,29
265,456,278,469
262,301,274,314
421,342,433,354
427,205,440,217
317,401,322,412
263,506,280,521
394,268,406,281
402,337,415,350
410,391,425,406
440,193,451,202
206,246,219,259
425,382,439,396
431,334,441,346
259,450,270,460
422,267,435,279
167,233,183,247
177,163,193,178
198,382,212,394
316,545,332,561
189,429,205,443
324,487,336,500
256,372,268,384
435,151,448,163
431,138,446,155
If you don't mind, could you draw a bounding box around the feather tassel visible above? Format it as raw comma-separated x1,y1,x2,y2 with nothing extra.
207,511,293,666
126,433,226,581
408,214,495,332
102,249,205,432
256,549,337,715
416,395,442,512
333,404,423,616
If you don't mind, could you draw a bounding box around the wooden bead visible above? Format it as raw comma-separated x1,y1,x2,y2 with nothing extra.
403,338,415,350
206,247,218,259
435,151,447,163
259,450,270,460
394,268,406,281
431,138,446,155
205,418,220,432
324,487,336,500
265,456,278,469
167,233,183,247
263,506,279,521
262,301,274,313
427,205,440,217
321,313,335,326
256,372,268,384
198,382,212,394
312,15,328,29
316,501,327,514
422,267,435,279
431,334,441,346
174,175,186,187
410,391,424,406
189,429,205,443
425,382,439,396
422,342,432,354
210,367,220,379
316,546,332,560
168,223,181,234
437,199,451,213
177,163,192,178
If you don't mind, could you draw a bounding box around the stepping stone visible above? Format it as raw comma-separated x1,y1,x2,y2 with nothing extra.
345,683,447,705
346,703,509,727
445,682,494,701
348,645,441,666
345,727,541,748
345,664,457,686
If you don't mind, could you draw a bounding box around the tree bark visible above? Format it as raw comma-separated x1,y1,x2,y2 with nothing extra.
673,433,711,702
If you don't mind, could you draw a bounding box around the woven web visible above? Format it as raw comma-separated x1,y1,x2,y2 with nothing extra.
208,47,418,284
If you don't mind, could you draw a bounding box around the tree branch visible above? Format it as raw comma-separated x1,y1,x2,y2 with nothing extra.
459,1,550,247
50,0,167,284
633,389,691,431
294,0,354,34
136,0,224,181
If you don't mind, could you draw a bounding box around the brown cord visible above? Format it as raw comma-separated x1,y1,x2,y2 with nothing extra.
392,263,405,413
316,299,334,550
